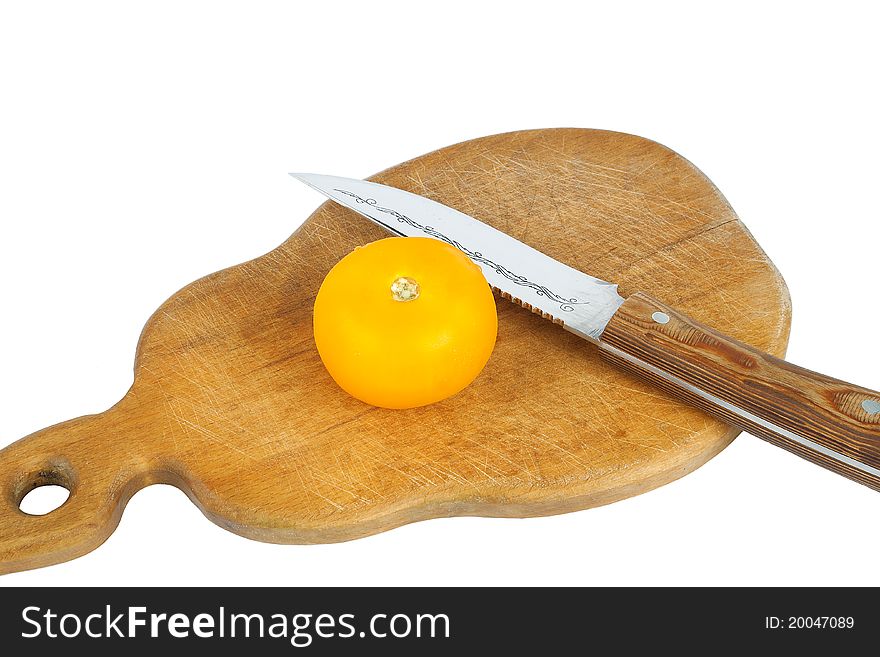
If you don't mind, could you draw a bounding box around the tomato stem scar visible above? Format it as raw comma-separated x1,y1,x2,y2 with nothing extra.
391,276,420,302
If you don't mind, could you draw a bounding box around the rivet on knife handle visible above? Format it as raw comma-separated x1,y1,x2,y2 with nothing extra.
599,293,880,489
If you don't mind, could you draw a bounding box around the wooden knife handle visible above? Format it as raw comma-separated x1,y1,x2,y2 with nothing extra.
599,292,880,490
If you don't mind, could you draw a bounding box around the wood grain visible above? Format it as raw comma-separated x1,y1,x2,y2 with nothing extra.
600,293,880,490
0,128,791,574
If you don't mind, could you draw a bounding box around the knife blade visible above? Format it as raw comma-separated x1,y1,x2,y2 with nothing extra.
290,173,624,342
291,172,880,492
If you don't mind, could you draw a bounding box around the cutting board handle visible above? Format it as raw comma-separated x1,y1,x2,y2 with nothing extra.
0,407,147,575
600,293,880,490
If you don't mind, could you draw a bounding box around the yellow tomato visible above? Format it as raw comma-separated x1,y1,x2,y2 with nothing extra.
313,237,498,409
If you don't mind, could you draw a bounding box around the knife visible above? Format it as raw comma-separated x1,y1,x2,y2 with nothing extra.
291,173,880,491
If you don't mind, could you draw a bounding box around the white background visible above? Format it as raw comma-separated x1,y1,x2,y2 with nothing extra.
1,1,879,587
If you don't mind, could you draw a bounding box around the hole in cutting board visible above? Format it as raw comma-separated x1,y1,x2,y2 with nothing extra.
18,484,70,516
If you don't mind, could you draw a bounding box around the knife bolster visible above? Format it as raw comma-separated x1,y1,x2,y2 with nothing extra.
599,292,880,491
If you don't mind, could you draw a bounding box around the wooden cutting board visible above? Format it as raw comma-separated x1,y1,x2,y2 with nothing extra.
0,128,791,574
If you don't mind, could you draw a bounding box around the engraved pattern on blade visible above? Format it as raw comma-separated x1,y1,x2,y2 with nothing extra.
333,188,587,313
291,173,625,341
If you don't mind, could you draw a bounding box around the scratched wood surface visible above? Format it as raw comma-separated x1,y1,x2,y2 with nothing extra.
0,128,791,574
